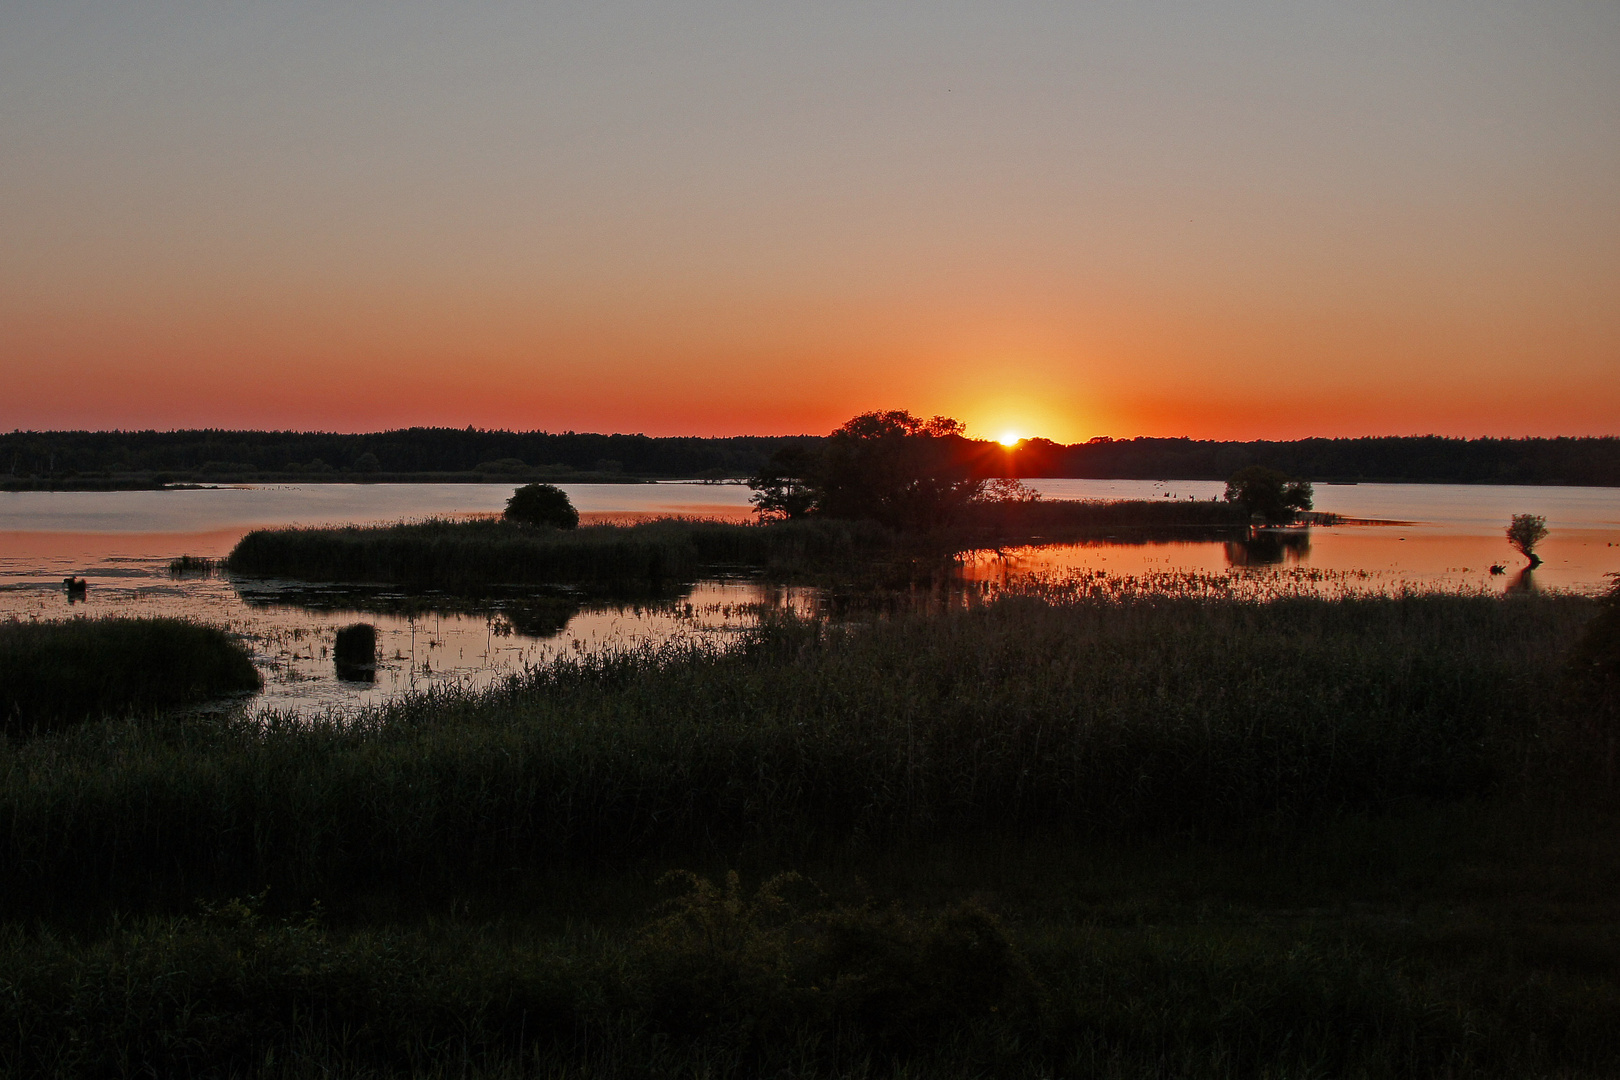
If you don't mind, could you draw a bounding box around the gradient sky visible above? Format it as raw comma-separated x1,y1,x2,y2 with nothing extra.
3,1,1617,442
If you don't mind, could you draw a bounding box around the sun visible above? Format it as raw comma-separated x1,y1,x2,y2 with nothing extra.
997,431,1022,448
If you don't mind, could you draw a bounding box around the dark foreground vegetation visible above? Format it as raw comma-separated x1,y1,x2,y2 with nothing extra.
4,588,1619,1076
0,618,259,735
6,426,1618,486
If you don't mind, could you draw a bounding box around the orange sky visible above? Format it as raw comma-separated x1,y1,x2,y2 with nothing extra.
2,2,1617,443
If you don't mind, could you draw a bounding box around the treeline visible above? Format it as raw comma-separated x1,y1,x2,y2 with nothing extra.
3,428,1617,485
1009,434,1620,485
0,428,818,481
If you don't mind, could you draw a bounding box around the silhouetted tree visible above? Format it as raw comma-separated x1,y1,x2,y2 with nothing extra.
1223,466,1313,524
1506,513,1548,566
504,483,579,529
813,411,985,530
748,445,820,520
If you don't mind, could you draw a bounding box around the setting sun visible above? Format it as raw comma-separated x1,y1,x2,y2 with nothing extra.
998,432,1022,448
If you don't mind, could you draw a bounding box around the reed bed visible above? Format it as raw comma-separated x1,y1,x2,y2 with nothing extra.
7,850,1619,1080
0,591,1594,913
227,516,895,587
0,617,260,734
2,591,1616,1077
224,503,1246,590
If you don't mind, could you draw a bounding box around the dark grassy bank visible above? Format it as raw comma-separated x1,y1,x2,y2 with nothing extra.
0,618,260,735
4,590,1615,1077
225,503,1243,589
227,516,898,587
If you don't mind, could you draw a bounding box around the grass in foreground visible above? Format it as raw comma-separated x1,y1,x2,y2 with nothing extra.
3,589,1615,1077
0,617,259,735
1,591,1596,911
4,804,1619,1078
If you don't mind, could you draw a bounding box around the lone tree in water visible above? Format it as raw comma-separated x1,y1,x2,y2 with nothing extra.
504,483,579,529
1506,513,1548,566
1223,466,1313,524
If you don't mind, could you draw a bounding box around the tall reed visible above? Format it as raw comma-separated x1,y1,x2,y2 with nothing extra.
0,592,1592,914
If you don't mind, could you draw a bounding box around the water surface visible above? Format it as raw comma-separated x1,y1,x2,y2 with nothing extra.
3,480,1615,714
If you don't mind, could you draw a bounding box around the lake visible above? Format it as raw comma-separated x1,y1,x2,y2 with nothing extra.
2,480,1616,713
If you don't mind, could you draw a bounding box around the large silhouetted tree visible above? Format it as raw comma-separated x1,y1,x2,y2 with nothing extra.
1223,466,1314,524
748,410,985,530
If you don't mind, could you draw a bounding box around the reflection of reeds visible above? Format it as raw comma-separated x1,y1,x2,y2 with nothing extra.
0,617,260,733
167,555,218,576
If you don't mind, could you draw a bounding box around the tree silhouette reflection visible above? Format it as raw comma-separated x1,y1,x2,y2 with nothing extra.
1225,529,1312,567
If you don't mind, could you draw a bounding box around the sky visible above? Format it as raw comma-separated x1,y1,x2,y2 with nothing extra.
2,1,1617,443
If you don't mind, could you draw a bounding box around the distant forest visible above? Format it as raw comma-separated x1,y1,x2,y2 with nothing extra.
3,428,1618,486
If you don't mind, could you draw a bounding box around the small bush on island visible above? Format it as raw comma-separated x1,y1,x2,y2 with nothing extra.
0,617,259,734
504,482,580,529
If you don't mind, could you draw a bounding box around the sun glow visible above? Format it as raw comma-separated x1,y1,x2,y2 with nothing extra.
998,432,1022,447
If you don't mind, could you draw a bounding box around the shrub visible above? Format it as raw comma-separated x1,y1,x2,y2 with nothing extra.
504,483,579,529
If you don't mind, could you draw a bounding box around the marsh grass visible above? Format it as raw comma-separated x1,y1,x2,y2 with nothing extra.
224,503,1247,591
227,516,897,589
5,815,1620,1079
0,617,261,735
3,592,1618,1077
0,591,1594,915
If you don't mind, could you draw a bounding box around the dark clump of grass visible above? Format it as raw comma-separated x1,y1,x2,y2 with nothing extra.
332,622,377,665
227,516,896,588
0,593,1595,915
0,617,260,735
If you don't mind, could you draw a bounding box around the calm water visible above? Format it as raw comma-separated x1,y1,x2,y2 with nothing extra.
2,480,1616,714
